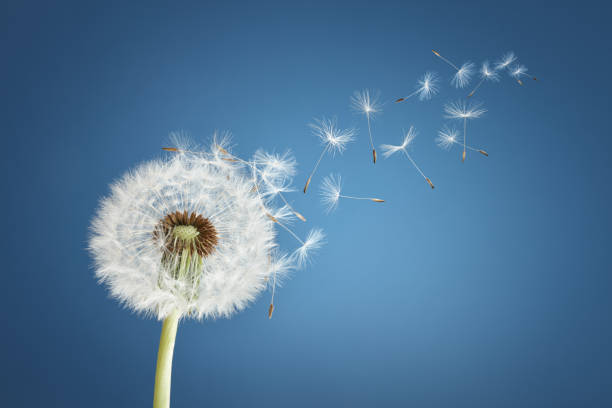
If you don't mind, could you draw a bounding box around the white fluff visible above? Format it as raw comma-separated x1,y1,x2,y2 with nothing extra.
89,140,319,320
452,62,475,88
319,174,342,213
380,126,417,158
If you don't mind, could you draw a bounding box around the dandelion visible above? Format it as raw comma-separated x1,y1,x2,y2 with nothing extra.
89,138,323,408
303,117,355,193
467,61,500,97
494,51,516,71
436,125,488,157
432,49,475,88
395,71,439,103
509,63,537,85
319,173,385,213
350,89,382,163
380,126,435,189
444,100,486,162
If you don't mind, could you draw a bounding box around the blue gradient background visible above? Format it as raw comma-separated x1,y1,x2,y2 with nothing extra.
2,1,611,407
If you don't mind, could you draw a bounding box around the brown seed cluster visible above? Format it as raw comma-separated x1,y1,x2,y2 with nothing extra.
154,210,218,258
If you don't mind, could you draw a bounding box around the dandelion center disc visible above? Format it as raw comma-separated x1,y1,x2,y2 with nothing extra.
154,210,218,258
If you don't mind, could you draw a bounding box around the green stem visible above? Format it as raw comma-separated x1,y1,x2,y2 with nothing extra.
153,310,180,408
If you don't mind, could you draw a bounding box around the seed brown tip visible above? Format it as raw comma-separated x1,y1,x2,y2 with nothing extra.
426,178,435,189
462,150,466,162
268,303,274,319
478,150,489,157
517,79,523,86
467,92,474,97
373,149,377,164
395,98,405,103
162,147,178,152
432,49,440,56
294,211,307,222
266,213,278,223
222,157,238,162
217,145,230,155
371,198,385,203
303,176,311,194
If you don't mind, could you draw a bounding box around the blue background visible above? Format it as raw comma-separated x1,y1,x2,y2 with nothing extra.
2,1,611,407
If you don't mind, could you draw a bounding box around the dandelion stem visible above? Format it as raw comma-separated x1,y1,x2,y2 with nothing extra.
339,195,383,201
468,78,485,97
432,50,460,71
304,145,329,193
153,309,180,408
396,90,419,102
463,118,467,162
366,114,376,163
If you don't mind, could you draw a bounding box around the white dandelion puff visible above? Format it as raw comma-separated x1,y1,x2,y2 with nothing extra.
319,173,384,213
351,89,382,163
303,117,355,193
436,125,488,157
380,127,434,189
467,61,500,97
444,100,486,161
494,51,517,71
90,139,323,406
395,71,439,103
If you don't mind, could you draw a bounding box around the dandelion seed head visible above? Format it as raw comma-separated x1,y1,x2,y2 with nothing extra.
444,100,486,120
89,139,316,320
495,51,517,70
310,117,355,154
380,126,417,158
418,71,440,100
319,174,342,213
350,89,382,116
436,126,460,150
451,62,475,88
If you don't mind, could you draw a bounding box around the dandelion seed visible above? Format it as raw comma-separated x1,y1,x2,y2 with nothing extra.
90,138,322,407
467,61,500,97
444,100,486,162
494,51,516,71
396,71,439,103
432,50,475,88
436,125,488,157
303,117,355,193
380,127,434,189
351,89,381,163
509,64,537,85
319,173,384,213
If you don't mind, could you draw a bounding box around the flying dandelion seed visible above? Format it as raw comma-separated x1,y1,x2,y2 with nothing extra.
90,137,323,408
319,173,385,213
436,125,488,157
432,49,475,88
380,126,434,189
303,117,355,193
444,100,486,162
350,89,382,163
494,51,517,71
509,63,537,85
395,71,440,103
467,61,500,97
